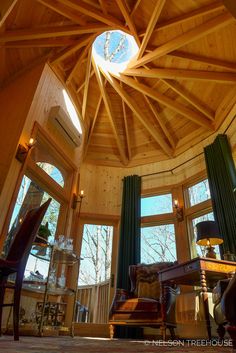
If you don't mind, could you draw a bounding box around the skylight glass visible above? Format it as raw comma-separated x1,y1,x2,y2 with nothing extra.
92,30,138,73
62,89,82,134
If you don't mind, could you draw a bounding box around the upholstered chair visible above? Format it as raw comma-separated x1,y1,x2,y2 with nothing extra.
109,262,178,340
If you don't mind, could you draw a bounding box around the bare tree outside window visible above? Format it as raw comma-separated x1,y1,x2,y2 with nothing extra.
141,224,176,264
188,179,210,207
78,224,113,285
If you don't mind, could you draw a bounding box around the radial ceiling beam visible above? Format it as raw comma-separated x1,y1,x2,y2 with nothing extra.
137,0,166,59
82,48,92,120
130,0,141,17
36,0,87,26
51,35,93,64
102,69,174,157
115,0,140,45
120,83,132,161
162,79,214,121
76,69,94,93
123,67,236,84
0,24,109,42
223,0,236,19
92,60,128,165
167,51,236,72
98,0,108,14
66,39,93,84
57,0,129,33
151,2,225,33
115,73,213,130
143,94,176,149
0,38,77,48
83,94,103,158
129,12,234,68
0,0,18,27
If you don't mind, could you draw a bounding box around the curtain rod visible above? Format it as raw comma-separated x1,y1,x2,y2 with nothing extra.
141,151,204,178
141,114,236,179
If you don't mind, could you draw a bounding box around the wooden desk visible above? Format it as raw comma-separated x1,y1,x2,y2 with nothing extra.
158,257,236,339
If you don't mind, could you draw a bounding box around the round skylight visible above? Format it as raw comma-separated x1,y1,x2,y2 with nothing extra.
92,30,138,73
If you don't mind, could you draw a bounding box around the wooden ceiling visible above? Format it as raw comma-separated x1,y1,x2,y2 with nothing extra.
1,0,236,167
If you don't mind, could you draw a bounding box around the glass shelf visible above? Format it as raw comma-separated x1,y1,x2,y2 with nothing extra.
22,281,75,296
30,243,79,265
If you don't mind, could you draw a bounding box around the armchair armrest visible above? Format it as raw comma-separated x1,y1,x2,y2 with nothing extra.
212,279,230,305
161,285,180,324
109,288,131,317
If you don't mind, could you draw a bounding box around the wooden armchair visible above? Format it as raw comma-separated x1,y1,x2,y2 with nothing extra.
213,272,236,349
0,199,51,340
109,262,178,340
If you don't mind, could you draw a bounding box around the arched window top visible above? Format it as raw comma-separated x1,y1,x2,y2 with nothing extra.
36,162,65,187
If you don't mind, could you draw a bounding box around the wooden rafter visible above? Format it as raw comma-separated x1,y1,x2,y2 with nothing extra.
102,69,173,157
83,94,103,158
51,34,93,65
36,0,87,26
98,0,108,14
115,0,140,45
167,51,236,72
139,2,225,36
92,59,128,165
115,73,213,130
129,12,234,68
133,76,176,148
76,70,94,93
57,0,129,33
0,38,77,48
223,0,236,19
120,83,131,160
0,24,109,42
162,79,214,121
143,94,176,149
82,48,92,120
137,0,166,59
66,39,92,84
0,0,18,27
123,68,236,84
130,0,141,17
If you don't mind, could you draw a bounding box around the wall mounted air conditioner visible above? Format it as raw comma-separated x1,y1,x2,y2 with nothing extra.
49,106,82,148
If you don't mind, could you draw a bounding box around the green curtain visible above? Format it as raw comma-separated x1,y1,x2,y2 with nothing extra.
117,175,141,290
204,134,236,255
116,175,141,338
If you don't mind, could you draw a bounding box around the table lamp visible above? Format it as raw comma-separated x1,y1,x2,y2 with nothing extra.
196,220,223,259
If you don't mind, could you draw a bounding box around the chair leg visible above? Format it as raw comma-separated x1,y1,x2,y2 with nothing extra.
13,277,22,341
217,324,225,340
0,277,7,337
161,324,166,341
109,324,115,339
169,326,176,339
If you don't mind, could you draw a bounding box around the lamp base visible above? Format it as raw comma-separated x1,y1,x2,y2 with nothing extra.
205,246,217,259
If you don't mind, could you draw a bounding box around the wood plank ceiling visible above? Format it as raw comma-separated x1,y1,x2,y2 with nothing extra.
1,0,236,167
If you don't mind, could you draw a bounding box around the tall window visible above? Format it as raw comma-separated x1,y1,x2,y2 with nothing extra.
141,193,177,264
185,177,220,259
78,224,113,285
187,179,210,207
2,125,75,279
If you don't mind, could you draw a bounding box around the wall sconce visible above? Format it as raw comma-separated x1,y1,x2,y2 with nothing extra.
173,199,183,222
72,190,85,213
15,138,36,163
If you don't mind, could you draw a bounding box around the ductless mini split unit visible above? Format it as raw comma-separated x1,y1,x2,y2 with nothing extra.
49,106,82,148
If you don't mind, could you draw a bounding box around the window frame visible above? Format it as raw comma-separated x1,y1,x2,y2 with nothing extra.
141,189,178,264
0,122,77,252
184,173,214,259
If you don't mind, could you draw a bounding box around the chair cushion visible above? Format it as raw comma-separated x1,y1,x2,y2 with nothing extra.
134,262,174,299
137,280,160,300
111,298,161,321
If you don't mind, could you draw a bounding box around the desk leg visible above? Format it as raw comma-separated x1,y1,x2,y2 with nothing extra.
200,269,211,340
